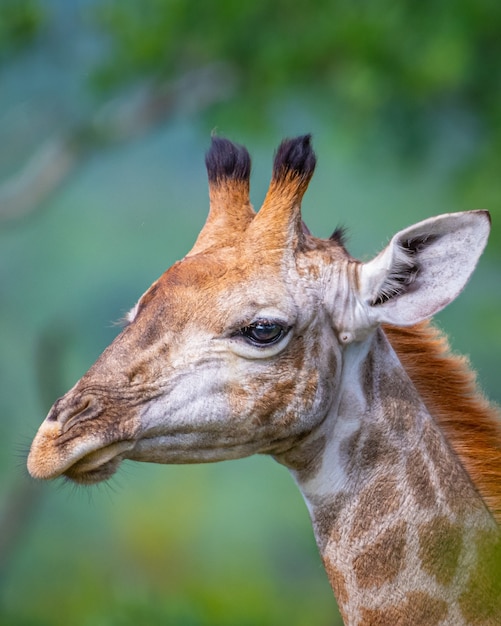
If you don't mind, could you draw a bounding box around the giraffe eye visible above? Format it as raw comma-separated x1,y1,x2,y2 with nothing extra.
240,320,288,346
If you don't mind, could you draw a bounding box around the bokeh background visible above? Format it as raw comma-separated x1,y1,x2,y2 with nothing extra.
1,1,500,625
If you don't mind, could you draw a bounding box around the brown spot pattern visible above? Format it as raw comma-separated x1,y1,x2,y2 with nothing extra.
341,426,398,478
418,515,463,586
422,420,479,515
359,591,448,625
241,335,310,428
378,365,421,408
351,474,402,539
385,321,501,524
283,435,326,480
323,562,349,609
358,426,399,471
312,492,349,551
339,427,362,471
353,520,407,589
250,374,297,425
360,350,375,405
406,449,436,509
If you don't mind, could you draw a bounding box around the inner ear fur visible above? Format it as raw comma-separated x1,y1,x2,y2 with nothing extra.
359,211,491,327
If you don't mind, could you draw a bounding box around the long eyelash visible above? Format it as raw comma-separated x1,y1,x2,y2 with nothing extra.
111,315,131,329
112,302,140,328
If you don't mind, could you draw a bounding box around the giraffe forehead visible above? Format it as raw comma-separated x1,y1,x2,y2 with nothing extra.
140,250,301,328
124,236,355,354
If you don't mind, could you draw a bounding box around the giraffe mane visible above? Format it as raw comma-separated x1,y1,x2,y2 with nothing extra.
384,320,501,524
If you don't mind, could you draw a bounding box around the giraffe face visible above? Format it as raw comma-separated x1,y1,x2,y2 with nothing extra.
27,136,491,485
27,238,345,484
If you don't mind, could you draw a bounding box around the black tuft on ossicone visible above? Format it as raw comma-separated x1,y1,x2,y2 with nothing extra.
205,137,251,184
273,134,317,181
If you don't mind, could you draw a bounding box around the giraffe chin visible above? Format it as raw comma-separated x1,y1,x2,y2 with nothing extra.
64,456,122,485
61,440,134,485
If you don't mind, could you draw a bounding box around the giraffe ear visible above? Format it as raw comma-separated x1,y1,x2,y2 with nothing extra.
359,211,491,326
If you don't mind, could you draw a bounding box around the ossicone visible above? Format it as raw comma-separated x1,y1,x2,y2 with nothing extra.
188,136,254,256
205,136,251,184
246,134,317,251
192,134,317,256
272,134,316,185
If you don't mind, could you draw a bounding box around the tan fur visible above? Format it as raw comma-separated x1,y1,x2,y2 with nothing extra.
385,321,501,523
189,179,255,256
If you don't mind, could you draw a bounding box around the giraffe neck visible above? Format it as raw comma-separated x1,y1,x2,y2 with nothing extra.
280,329,501,626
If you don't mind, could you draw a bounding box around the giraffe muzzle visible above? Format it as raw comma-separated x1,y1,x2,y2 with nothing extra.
27,390,138,482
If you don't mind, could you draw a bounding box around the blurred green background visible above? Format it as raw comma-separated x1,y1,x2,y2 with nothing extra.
1,1,500,625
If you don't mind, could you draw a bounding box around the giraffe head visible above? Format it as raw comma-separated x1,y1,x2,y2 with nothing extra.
27,135,490,485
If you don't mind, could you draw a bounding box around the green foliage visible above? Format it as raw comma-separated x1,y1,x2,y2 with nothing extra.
92,1,501,136
0,0,44,58
89,0,501,246
1,5,500,625
2,124,498,626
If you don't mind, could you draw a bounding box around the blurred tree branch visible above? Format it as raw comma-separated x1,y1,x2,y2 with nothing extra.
88,0,501,243
0,63,235,222
2,0,501,245
0,323,81,592
0,479,45,590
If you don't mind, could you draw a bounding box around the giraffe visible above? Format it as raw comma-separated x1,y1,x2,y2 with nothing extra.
28,135,501,625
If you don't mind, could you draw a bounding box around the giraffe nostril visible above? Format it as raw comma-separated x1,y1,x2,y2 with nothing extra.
45,394,100,431
61,396,100,433
73,399,92,418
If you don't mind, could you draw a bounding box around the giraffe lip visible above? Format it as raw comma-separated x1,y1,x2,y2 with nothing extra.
61,440,135,484
64,456,120,485
70,441,134,471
